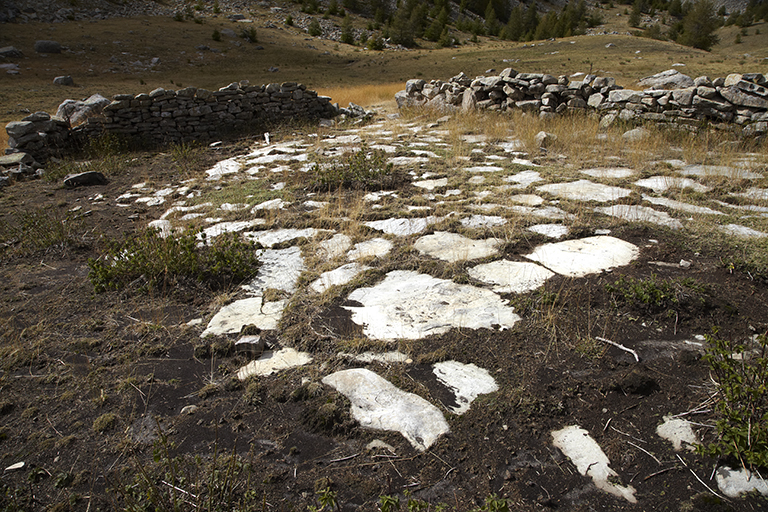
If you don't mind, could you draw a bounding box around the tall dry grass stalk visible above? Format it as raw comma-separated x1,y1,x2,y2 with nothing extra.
315,83,405,108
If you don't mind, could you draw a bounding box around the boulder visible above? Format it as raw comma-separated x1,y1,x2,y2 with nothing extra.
52,75,74,86
34,40,62,54
608,89,643,103
461,89,477,111
0,46,23,59
5,121,35,139
56,94,111,127
63,171,108,188
0,152,36,168
719,86,768,109
535,131,557,148
638,69,694,90
622,127,650,142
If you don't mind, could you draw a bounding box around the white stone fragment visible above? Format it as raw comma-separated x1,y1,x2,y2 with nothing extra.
364,217,441,236
509,205,575,220
715,466,768,498
339,351,410,364
347,238,393,260
413,178,448,190
323,368,449,451
634,176,710,193
388,156,430,166
642,195,723,215
679,164,762,180
310,263,371,293
656,416,698,452
363,190,398,202
528,224,569,239
199,219,266,240
504,170,543,187
537,180,632,203
469,260,555,294
243,228,327,248
525,236,640,278
304,200,328,210
552,426,637,503
595,205,683,229
237,348,312,380
734,187,768,201
460,215,507,229
465,165,504,173
202,297,286,337
147,219,174,238
205,158,242,180
414,232,501,262
344,270,520,340
581,167,635,179
317,234,352,259
251,198,287,211
432,361,498,415
243,247,305,295
509,194,544,206
468,176,486,184
135,196,165,206
720,224,768,238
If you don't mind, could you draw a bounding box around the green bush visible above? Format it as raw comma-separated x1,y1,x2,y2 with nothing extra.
306,144,406,192
698,331,768,469
240,27,258,43
212,28,222,41
308,18,322,36
88,228,260,294
367,34,385,50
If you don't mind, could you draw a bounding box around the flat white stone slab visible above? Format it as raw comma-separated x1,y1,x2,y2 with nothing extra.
237,348,312,380
251,198,287,211
509,205,575,220
734,187,768,201
642,195,724,215
244,228,327,248
414,232,501,262
363,191,398,202
344,270,521,340
243,247,305,294
317,234,352,259
716,466,768,498
634,176,709,193
199,219,266,239
310,263,371,293
679,164,762,180
537,180,632,203
552,426,637,503
465,165,504,173
364,217,440,236
525,236,640,278
339,351,410,364
528,224,569,239
715,201,768,213
413,178,448,190
656,416,697,452
509,194,544,206
432,361,498,415
460,215,507,229
388,156,430,166
205,158,241,180
581,167,635,179
504,170,543,187
595,205,683,229
148,219,173,238
469,260,555,294
720,224,768,238
202,297,286,337
322,368,449,451
347,238,393,260
468,176,486,184
326,134,361,144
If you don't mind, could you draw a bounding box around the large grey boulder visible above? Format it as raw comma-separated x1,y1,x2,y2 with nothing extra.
34,40,62,54
638,69,694,90
55,94,110,126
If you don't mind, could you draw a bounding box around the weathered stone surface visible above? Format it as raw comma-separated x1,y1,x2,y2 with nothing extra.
0,46,23,59
537,180,632,203
719,86,768,109
608,89,643,103
63,171,108,187
432,361,498,414
638,69,694,90
595,204,683,229
323,368,449,451
468,260,554,294
414,232,501,262
237,348,312,380
344,270,521,340
34,40,62,53
53,75,74,86
525,236,639,278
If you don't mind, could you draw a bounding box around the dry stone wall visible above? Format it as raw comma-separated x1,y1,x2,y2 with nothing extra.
4,81,338,163
396,69,768,137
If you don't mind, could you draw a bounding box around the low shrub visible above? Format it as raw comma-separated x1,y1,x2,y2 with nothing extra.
88,228,260,294
306,144,406,192
698,331,768,469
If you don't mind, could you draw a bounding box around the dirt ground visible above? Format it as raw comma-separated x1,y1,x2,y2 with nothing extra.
1,115,767,512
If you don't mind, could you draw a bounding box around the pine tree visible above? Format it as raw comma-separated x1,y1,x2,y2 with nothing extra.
677,0,720,50
341,13,355,44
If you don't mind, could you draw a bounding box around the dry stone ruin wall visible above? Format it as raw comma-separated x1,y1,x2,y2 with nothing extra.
4,81,338,164
396,69,768,137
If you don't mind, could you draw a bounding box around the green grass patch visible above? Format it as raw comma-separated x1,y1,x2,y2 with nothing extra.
88,228,261,294
306,144,407,192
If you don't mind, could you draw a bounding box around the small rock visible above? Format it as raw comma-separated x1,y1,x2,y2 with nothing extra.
180,405,198,415
52,75,74,86
64,171,108,188
4,462,24,472
34,40,62,54
534,130,557,148
622,127,650,142
0,46,23,59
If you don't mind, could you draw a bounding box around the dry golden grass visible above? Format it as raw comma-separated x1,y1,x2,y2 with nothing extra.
315,83,404,108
